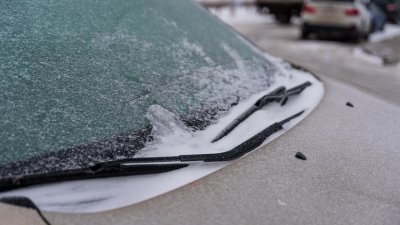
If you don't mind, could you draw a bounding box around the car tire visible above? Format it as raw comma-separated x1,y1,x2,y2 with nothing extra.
363,32,370,41
351,33,363,43
301,29,309,39
275,14,292,24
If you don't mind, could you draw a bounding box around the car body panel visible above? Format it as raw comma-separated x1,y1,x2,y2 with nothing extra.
0,203,47,225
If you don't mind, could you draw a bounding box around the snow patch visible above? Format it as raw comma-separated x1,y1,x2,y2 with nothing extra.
369,24,400,43
146,105,191,140
352,48,383,65
282,40,386,67
221,43,247,72
208,6,274,25
181,38,215,65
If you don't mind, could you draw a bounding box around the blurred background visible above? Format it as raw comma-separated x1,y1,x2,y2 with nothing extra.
195,0,400,106
196,0,400,66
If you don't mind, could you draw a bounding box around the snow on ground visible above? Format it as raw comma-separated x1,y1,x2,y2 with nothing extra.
352,48,384,66
208,6,274,25
285,39,387,67
369,24,400,43
355,24,400,66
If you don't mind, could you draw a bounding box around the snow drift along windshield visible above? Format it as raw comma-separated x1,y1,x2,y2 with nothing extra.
0,0,278,177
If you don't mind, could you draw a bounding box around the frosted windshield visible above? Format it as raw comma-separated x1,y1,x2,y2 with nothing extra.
0,0,277,174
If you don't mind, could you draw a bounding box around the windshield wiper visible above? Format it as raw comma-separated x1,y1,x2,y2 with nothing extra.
0,111,304,192
211,81,312,143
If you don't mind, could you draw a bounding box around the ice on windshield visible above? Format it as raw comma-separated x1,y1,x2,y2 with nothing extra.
0,0,279,176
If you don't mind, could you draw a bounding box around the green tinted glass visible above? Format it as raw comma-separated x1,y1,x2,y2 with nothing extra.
0,0,275,167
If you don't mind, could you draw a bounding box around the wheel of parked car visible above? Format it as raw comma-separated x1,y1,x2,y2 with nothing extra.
363,31,370,40
301,28,309,39
352,31,363,43
275,14,292,24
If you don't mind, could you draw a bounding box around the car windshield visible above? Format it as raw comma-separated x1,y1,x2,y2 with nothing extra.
0,0,278,177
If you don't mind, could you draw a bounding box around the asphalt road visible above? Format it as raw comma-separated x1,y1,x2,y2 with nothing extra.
231,21,400,106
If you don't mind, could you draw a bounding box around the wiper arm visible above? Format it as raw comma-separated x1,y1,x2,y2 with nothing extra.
212,81,312,143
0,111,304,192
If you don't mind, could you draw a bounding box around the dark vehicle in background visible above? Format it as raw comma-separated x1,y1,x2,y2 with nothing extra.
370,0,388,31
372,0,400,23
369,0,399,32
255,0,304,24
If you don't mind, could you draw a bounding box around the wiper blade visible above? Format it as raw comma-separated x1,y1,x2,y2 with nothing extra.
211,81,312,143
0,164,189,192
94,110,304,166
0,111,304,192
